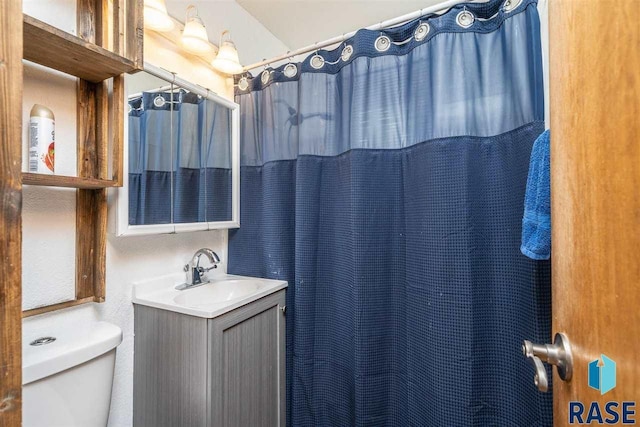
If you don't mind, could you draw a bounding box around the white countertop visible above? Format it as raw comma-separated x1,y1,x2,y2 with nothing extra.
132,272,288,319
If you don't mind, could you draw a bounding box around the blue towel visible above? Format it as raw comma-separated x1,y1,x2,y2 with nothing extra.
521,129,551,260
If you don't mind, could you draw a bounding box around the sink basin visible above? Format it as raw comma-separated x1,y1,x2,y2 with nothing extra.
173,280,260,308
132,273,287,318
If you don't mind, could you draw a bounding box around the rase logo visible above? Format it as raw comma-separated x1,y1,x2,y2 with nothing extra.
569,354,636,425
589,354,617,395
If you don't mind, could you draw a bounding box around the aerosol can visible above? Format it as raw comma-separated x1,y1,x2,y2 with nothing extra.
29,104,55,174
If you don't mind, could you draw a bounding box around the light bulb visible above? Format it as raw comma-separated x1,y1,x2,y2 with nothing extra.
211,31,242,75
144,0,174,32
181,5,211,55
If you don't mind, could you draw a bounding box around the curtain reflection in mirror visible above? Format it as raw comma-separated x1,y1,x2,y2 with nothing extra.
128,89,232,225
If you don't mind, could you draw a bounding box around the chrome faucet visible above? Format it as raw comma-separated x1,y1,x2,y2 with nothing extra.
176,248,221,290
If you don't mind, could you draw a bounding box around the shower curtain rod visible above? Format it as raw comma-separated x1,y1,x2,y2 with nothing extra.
127,84,182,100
242,0,489,72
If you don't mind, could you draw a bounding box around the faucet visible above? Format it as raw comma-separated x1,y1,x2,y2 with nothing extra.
176,248,221,290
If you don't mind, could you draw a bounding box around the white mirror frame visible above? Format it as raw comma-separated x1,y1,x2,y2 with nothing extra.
115,63,240,236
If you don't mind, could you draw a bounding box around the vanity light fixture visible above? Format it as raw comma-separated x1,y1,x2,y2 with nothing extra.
143,0,174,32
181,5,211,55
211,30,243,75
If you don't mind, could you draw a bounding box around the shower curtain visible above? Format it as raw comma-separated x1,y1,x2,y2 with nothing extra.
128,90,232,225
229,0,552,425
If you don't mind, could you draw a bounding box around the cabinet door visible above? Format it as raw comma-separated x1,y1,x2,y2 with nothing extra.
208,290,286,427
134,305,209,427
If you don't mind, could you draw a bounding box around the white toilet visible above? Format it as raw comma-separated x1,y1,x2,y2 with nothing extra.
22,320,123,427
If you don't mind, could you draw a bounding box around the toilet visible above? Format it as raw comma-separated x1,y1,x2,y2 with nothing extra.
22,320,123,427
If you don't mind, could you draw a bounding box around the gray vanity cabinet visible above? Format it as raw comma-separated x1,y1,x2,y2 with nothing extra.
133,290,286,427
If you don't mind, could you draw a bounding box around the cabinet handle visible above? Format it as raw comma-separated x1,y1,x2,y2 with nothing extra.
280,305,286,315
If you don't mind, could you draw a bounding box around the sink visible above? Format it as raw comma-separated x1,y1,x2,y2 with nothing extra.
132,273,287,319
173,279,260,308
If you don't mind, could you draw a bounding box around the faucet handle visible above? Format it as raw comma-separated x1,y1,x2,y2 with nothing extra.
200,264,218,273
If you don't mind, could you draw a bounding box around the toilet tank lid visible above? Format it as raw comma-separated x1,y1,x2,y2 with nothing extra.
23,321,123,385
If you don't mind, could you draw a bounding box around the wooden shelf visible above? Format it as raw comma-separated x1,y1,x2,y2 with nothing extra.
23,14,137,83
22,173,120,189
22,297,96,318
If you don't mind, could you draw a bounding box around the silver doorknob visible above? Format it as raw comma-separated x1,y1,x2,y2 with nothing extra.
522,332,573,392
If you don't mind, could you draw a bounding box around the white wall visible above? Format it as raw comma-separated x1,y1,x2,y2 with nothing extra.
165,0,291,67
22,64,78,308
21,2,288,426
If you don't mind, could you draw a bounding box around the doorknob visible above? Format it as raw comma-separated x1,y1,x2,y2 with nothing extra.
522,332,573,392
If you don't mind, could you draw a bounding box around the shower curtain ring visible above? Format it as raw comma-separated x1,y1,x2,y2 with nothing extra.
284,53,298,77
310,43,325,69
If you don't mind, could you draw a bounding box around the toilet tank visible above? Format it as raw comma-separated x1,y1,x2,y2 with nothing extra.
22,320,123,427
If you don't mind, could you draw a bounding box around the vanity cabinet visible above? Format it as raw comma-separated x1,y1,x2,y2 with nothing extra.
133,290,286,427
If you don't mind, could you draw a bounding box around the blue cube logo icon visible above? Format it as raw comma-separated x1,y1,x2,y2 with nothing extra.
588,354,616,395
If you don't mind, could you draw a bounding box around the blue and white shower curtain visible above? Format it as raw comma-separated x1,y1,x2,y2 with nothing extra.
230,0,552,425
128,90,232,225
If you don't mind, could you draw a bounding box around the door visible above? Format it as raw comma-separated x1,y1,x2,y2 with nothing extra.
549,0,640,425
208,290,286,427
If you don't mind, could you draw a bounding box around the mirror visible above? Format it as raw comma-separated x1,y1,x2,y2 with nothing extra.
116,64,239,235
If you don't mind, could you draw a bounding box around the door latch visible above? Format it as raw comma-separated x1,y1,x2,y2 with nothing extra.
522,332,573,392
